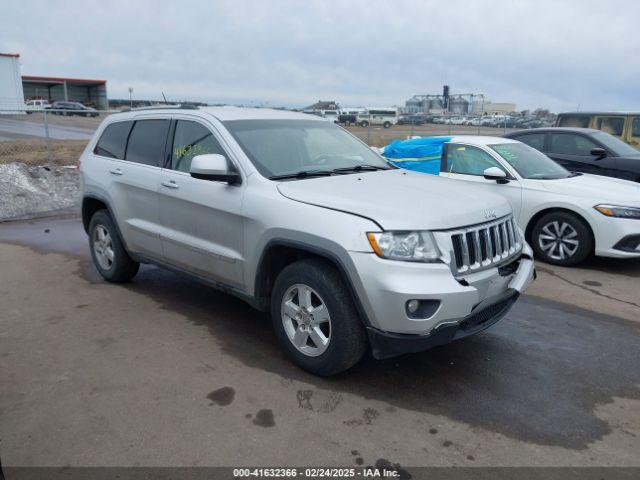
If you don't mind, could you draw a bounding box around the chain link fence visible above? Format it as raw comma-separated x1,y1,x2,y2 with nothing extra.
0,108,553,166
0,108,112,166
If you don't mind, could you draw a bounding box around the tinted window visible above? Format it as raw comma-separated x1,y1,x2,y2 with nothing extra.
549,134,597,155
632,118,640,137
94,121,133,159
596,116,624,136
125,120,170,166
557,115,590,128
515,133,545,151
444,144,503,176
170,120,226,173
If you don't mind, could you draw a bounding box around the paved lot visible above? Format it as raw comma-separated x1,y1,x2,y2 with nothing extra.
0,116,95,141
1,216,639,468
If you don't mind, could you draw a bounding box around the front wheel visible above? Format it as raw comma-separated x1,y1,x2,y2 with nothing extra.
89,210,140,282
531,212,593,266
383,121,391,128
270,259,367,376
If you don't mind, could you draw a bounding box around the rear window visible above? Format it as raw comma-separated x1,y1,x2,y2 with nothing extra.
94,121,133,159
125,120,170,167
557,115,590,128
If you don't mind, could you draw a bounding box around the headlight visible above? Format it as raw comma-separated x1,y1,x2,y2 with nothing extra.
594,205,640,220
367,231,441,262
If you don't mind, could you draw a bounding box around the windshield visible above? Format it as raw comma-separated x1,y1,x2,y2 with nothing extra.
490,142,572,179
592,131,639,156
224,119,391,178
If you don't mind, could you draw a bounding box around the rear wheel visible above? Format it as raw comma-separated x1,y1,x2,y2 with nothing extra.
360,120,369,127
89,210,139,282
270,259,367,376
531,211,592,266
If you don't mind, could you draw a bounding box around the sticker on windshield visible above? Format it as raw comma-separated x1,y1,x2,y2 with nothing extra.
492,144,518,161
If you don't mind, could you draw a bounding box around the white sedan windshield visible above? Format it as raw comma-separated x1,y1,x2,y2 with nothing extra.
490,142,572,179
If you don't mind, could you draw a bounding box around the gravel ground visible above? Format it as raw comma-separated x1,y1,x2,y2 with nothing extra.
0,162,80,220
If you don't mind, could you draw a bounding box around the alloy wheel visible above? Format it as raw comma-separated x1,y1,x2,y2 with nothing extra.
538,220,580,261
281,284,331,357
93,224,115,270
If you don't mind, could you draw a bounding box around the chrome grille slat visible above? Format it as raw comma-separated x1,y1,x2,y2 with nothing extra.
447,215,522,275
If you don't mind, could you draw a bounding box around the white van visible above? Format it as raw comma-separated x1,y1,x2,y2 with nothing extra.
357,108,398,128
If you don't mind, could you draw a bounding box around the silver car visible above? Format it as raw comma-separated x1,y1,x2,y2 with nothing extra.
80,106,535,375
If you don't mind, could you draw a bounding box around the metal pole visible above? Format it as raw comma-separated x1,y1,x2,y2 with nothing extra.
43,109,52,163
367,119,371,145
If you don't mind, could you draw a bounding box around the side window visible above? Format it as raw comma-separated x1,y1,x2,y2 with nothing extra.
516,133,546,151
549,134,597,155
125,119,170,167
630,118,640,145
557,115,590,128
93,121,133,159
445,144,503,176
596,116,624,137
170,120,226,173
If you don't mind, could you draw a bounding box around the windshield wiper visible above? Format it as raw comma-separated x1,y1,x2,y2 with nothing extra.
332,164,390,174
269,170,334,180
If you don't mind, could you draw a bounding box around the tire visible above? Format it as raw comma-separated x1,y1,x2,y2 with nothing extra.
383,121,391,128
88,210,140,282
360,121,369,127
270,259,367,376
530,211,593,266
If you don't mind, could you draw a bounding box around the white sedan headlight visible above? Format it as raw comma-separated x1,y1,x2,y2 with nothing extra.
367,231,441,262
594,205,640,220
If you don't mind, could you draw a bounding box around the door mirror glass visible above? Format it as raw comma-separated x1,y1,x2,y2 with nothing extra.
190,154,240,184
590,147,607,158
483,166,509,183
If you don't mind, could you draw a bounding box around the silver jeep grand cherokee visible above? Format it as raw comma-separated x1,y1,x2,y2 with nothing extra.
80,106,535,376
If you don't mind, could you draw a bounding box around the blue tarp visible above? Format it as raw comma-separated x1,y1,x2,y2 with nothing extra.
383,136,452,176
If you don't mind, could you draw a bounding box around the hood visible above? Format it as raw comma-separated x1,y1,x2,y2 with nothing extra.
533,173,640,206
276,169,511,230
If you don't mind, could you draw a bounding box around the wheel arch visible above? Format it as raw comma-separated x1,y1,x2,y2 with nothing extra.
253,239,372,327
525,206,596,251
81,195,129,251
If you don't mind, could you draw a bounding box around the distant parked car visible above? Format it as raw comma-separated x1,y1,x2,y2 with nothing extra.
556,112,640,148
51,101,99,117
25,99,51,113
397,114,428,125
504,127,640,182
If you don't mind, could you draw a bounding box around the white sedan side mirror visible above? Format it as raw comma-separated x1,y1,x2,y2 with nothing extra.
483,166,509,184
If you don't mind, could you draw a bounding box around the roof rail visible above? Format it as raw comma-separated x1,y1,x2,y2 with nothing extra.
120,103,200,113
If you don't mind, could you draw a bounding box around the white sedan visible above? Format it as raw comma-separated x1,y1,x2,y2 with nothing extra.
436,136,640,266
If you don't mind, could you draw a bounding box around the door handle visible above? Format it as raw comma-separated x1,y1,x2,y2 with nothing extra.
109,168,123,176
161,180,179,189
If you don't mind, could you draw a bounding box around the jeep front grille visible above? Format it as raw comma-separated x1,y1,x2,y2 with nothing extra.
449,216,522,275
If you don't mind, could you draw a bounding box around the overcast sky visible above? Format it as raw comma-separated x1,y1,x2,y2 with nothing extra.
2,0,638,112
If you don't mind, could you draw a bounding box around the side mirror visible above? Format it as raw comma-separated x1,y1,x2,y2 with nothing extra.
483,166,509,184
590,147,607,159
190,154,240,184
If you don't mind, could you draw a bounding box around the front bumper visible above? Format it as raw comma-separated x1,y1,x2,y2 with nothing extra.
367,288,520,359
348,247,535,358
591,214,640,258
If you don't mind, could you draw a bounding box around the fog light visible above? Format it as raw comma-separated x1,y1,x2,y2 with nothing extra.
405,299,441,319
407,300,419,313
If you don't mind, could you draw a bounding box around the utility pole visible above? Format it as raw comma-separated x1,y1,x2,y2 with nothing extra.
128,87,133,108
